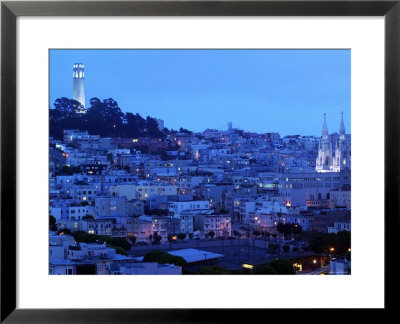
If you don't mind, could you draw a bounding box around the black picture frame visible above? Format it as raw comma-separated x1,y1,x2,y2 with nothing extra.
1,0,398,322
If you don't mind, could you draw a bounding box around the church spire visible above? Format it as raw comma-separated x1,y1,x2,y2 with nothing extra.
339,111,345,139
322,113,328,139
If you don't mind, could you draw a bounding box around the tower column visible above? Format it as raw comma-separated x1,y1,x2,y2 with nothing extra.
73,63,86,110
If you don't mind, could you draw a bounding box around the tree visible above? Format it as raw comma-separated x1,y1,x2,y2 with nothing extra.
49,215,57,231
292,224,302,235
50,98,86,138
277,223,289,236
128,235,136,245
177,233,186,240
49,215,56,226
143,250,187,267
152,232,162,245
233,230,240,237
146,116,164,137
208,231,215,239
179,127,192,135
277,223,302,237
308,231,351,255
84,98,124,137
253,230,261,237
143,250,165,262
268,259,295,274
107,237,131,251
71,231,131,251
53,97,85,116
107,244,128,256
50,96,168,140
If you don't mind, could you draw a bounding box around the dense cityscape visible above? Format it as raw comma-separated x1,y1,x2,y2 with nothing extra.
49,62,351,275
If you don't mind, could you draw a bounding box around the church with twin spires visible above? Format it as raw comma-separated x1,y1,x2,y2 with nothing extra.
315,112,350,173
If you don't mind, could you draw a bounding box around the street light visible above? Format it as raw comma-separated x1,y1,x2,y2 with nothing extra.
312,258,317,271
329,247,335,269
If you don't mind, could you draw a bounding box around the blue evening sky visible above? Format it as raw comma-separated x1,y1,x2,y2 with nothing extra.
49,49,350,137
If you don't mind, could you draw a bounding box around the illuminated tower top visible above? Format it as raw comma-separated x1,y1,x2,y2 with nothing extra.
73,63,85,79
73,63,86,110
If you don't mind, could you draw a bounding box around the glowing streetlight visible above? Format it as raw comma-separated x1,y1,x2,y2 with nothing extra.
242,264,254,269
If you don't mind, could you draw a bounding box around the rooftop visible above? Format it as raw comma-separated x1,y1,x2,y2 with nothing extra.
168,248,223,263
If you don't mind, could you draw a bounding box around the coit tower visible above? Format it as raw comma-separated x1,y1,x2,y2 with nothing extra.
73,63,85,109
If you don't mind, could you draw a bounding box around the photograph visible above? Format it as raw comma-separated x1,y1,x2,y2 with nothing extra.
49,49,351,276
2,0,398,320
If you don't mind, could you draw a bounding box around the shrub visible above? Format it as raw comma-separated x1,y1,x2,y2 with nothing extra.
143,250,166,262
253,265,277,275
143,250,187,267
107,244,128,256
268,259,295,274
72,231,131,251
199,266,230,274
107,237,131,251
177,233,186,240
